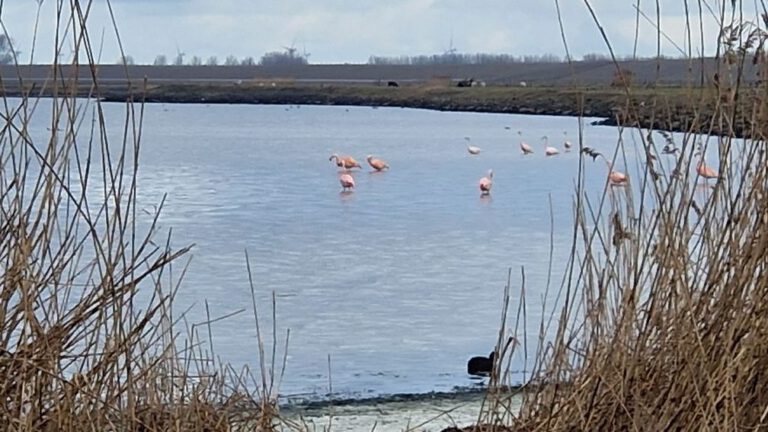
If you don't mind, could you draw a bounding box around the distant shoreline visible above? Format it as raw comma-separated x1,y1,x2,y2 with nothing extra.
2,79,750,137
0,61,750,137
96,83,746,138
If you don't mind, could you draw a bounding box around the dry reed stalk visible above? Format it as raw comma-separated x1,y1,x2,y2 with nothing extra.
0,1,293,431
489,1,768,430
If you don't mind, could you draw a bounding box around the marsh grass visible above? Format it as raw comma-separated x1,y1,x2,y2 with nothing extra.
458,1,768,430
0,1,294,431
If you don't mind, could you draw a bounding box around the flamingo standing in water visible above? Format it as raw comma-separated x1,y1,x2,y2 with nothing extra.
542,136,560,156
366,155,390,171
465,137,482,155
518,131,534,155
608,166,628,186
563,131,572,151
695,146,718,180
602,157,628,186
479,169,494,195
583,149,628,186
339,173,356,191
329,154,362,170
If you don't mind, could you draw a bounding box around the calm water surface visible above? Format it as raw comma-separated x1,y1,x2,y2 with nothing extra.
26,101,703,401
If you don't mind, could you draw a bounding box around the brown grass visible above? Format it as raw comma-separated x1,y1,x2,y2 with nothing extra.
463,1,768,431
0,2,291,431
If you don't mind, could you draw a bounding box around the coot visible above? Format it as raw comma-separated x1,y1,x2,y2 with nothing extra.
467,351,495,376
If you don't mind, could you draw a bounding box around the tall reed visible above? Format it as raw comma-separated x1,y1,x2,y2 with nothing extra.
0,2,289,431
500,1,768,430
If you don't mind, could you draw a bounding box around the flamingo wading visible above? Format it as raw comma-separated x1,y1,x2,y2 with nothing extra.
366,155,390,171
695,145,718,180
583,148,628,186
602,157,628,186
339,173,356,191
329,154,362,170
542,136,560,156
465,137,482,155
518,131,534,155
479,169,494,195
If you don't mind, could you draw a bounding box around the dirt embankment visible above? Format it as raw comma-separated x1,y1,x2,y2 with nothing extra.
2,59,759,137
96,83,760,138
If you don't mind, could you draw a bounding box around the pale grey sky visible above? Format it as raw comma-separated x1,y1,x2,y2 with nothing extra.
0,1,728,64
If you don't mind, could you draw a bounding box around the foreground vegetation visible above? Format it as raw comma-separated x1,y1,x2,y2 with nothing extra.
459,3,768,431
0,2,288,431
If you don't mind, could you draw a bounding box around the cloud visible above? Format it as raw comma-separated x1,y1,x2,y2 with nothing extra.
0,0,736,64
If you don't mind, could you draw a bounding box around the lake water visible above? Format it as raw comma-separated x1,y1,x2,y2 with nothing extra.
21,100,705,402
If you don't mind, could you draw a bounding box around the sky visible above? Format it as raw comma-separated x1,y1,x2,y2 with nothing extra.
0,1,736,65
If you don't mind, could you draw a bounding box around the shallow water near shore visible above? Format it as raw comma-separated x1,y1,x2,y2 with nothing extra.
22,100,717,401
282,391,522,432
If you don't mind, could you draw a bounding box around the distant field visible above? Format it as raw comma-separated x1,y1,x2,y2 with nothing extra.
0,57,744,88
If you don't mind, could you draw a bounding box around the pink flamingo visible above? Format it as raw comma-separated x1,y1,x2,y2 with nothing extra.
518,131,533,155
366,155,390,171
602,157,628,186
339,173,355,191
608,168,628,186
695,147,718,180
329,154,362,170
479,169,493,195
542,136,560,156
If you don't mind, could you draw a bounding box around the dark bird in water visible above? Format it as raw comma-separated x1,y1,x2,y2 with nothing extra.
581,147,602,161
467,351,495,376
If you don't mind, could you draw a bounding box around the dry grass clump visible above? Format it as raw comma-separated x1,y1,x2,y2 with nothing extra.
0,2,287,431
494,2,768,430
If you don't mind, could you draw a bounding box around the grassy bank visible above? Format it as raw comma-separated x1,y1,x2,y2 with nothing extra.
98,82,749,138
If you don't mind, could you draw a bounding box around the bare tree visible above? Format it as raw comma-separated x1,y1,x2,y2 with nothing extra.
259,50,309,66
117,54,134,65
240,56,255,66
153,54,167,66
224,55,239,66
0,35,19,64
189,55,202,66
206,56,218,66
367,52,562,65
582,52,611,62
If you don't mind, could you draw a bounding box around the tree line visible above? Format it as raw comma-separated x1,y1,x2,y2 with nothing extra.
119,50,310,67
367,52,686,66
117,51,681,67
